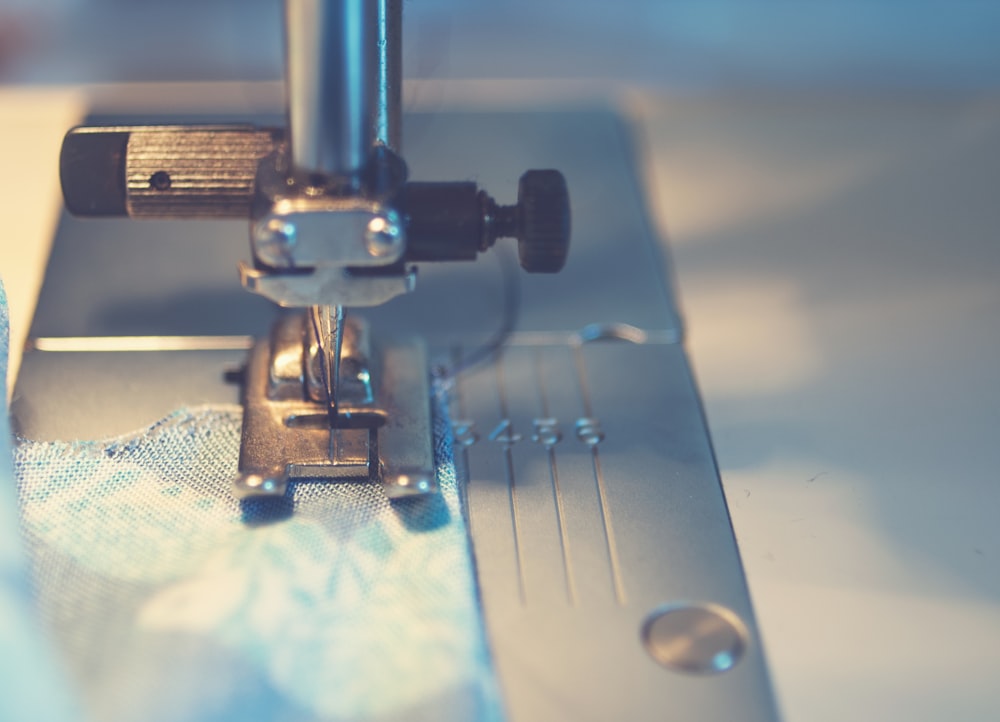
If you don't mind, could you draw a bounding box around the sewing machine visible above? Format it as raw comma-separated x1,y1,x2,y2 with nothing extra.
12,1,778,719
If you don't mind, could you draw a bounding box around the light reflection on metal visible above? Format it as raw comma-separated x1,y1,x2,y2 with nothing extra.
641,603,749,675
576,322,648,345
285,0,376,180
28,336,254,353
470,328,679,348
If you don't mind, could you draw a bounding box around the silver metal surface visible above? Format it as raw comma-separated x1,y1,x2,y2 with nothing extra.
451,334,775,722
250,195,405,268
234,337,370,497
239,259,415,307
641,604,748,675
306,310,373,404
234,311,434,500
307,304,345,421
285,0,377,180
17,108,775,722
26,336,254,352
374,0,402,151
12,348,247,440
364,213,403,257
378,341,435,498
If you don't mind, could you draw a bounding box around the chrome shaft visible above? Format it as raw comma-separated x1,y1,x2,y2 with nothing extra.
285,0,378,181
374,0,402,152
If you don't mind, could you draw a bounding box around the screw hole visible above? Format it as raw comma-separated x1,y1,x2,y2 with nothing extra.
149,171,172,191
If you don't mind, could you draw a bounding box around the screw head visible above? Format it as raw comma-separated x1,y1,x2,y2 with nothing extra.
365,212,403,257
253,218,297,268
641,604,748,674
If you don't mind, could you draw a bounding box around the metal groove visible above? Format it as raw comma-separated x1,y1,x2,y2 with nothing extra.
572,343,626,606
495,356,527,605
503,446,527,606
535,349,576,605
591,447,626,606
548,448,576,605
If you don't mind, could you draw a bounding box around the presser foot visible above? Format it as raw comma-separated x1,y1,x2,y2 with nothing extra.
233,312,435,500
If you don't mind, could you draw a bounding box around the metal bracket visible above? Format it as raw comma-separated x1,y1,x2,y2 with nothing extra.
239,261,416,308
233,312,435,499
250,194,405,270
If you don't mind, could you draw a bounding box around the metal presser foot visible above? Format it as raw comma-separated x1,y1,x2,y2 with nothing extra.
234,308,435,500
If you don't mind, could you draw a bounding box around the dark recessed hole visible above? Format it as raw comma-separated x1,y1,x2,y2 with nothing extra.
149,171,172,191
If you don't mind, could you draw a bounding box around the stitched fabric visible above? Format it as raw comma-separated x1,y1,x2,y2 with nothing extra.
12,373,502,719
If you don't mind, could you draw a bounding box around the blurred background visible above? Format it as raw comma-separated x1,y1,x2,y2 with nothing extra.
1,0,998,90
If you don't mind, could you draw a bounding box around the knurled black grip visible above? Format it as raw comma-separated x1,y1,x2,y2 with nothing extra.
517,169,571,273
60,125,280,218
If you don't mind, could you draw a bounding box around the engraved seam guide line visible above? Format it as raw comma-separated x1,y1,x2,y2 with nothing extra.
573,343,626,606
592,447,626,606
549,448,576,605
536,348,576,605
496,356,527,606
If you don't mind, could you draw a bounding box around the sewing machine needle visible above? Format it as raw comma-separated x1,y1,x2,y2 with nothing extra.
329,304,344,425
310,304,345,427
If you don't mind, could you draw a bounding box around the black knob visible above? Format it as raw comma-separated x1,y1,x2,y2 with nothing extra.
401,170,571,271
516,169,571,273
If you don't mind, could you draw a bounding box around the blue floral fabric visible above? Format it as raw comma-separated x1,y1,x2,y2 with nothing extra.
10,355,502,720
0,280,77,722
